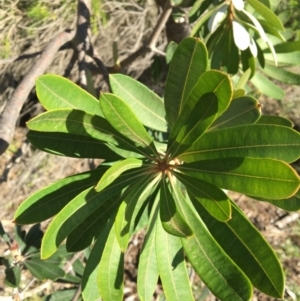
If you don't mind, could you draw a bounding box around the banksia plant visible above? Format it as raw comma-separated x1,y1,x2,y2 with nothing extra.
14,37,300,301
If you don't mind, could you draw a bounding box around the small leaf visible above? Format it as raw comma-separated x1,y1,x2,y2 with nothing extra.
109,74,167,132
36,75,102,116
166,41,178,64
164,38,208,129
264,52,300,65
14,167,108,224
209,96,261,131
156,218,194,301
178,157,300,199
175,173,231,221
98,222,124,301
100,93,158,158
180,124,300,163
160,179,193,237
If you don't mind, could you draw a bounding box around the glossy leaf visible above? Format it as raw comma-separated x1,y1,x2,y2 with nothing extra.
66,195,120,252
100,93,158,158
164,38,208,129
115,174,157,251
175,172,231,221
27,130,131,160
251,72,284,99
109,74,167,132
160,178,193,237
14,167,108,224
174,186,252,301
196,200,284,298
180,125,300,163
178,157,300,199
96,158,144,192
273,41,300,53
41,171,136,259
27,109,144,156
247,0,284,30
137,196,159,301
36,75,102,116
256,115,293,127
209,96,261,131
156,218,194,301
98,222,124,301
82,218,114,301
168,92,218,158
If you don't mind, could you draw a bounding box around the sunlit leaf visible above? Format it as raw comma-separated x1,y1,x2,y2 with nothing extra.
178,157,300,199
165,38,208,129
109,74,167,132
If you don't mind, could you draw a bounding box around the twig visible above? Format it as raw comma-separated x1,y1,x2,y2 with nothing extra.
119,0,172,68
76,0,91,89
0,29,76,156
71,283,82,301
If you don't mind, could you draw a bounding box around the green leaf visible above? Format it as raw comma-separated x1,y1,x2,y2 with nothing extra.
109,74,167,132
195,200,284,298
66,195,120,252
256,115,293,127
252,191,300,211
262,65,300,85
264,51,300,65
178,157,300,199
44,288,79,301
41,171,136,259
5,266,21,288
251,72,284,99
96,158,144,192
137,196,159,301
166,41,178,64
235,69,252,90
208,96,261,131
156,218,194,301
25,259,65,280
164,38,208,129
273,41,300,53
160,178,193,237
82,218,114,301
175,173,231,222
14,167,108,224
36,74,102,116
115,174,158,251
27,131,139,160
247,0,284,30
100,93,158,158
98,222,124,301
27,109,145,156
180,125,300,163
174,187,252,301
168,92,218,158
